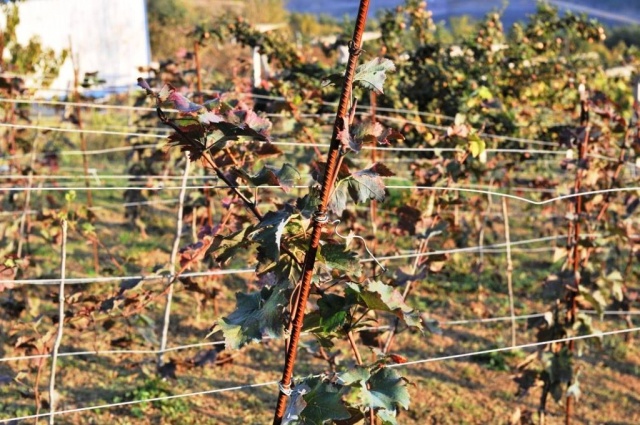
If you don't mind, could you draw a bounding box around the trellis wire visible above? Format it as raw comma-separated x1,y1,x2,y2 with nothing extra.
0,92,457,121
8,268,254,285
1,310,636,364
2,325,638,424
4,184,638,208
3,120,626,153
0,232,610,286
388,326,640,369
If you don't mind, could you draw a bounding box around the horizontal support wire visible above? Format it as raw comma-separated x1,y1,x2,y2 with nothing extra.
2,325,638,424
9,269,254,285
0,379,281,424
1,119,622,154
3,232,608,286
3,185,638,209
388,326,640,369
367,233,595,263
2,310,636,364
0,92,456,121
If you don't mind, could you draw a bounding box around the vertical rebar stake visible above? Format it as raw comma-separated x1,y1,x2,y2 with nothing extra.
272,1,371,423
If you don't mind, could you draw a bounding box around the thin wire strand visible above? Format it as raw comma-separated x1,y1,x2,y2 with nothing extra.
9,269,254,285
5,184,638,207
0,379,281,424
2,326,638,424
0,310,636,364
388,326,640,369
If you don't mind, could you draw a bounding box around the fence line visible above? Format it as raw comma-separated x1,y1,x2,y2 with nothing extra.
2,325,638,424
0,198,183,217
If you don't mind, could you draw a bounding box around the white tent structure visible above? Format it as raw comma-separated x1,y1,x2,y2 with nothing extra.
7,0,151,97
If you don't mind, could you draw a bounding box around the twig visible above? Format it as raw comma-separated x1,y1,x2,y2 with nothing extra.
158,154,190,367
48,220,68,424
17,113,40,257
502,198,516,347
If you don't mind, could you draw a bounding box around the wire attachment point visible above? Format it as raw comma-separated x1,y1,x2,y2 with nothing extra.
312,210,329,224
348,40,364,56
278,380,293,397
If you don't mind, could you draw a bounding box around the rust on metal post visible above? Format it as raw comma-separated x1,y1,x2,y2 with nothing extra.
272,0,371,423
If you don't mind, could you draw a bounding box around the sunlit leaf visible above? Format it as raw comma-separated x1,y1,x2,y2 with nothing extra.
234,163,300,192
214,281,290,350
353,58,396,94
346,281,422,329
298,377,351,424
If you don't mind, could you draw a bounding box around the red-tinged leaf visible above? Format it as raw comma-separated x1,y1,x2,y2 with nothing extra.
370,162,394,177
388,353,408,364
199,111,224,124
179,236,215,269
396,205,422,235
234,163,300,192
337,128,352,152
379,128,404,145
167,91,203,113
255,142,283,157
157,84,171,102
136,77,153,95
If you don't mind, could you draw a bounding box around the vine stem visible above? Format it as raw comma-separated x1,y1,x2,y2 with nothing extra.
502,198,516,347
48,220,67,424
158,154,190,367
70,40,99,274
272,0,371,422
17,113,40,258
566,92,590,425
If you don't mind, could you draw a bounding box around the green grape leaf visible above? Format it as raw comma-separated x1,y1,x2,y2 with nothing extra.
339,121,383,153
234,163,300,192
346,281,422,329
213,281,290,350
377,408,399,425
328,183,349,216
316,293,350,333
361,367,410,411
212,225,255,264
319,243,362,276
327,163,395,215
353,58,396,94
250,207,294,262
337,366,371,386
348,163,394,203
468,133,486,158
299,377,351,424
